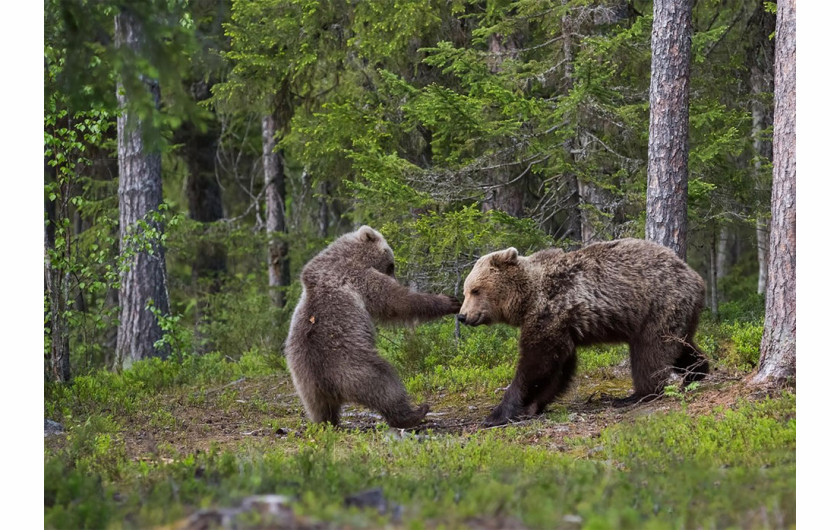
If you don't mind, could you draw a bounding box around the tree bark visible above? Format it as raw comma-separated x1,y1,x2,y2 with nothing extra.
482,32,525,218
262,114,290,308
114,9,171,370
749,3,775,296
716,225,729,283
317,180,331,238
709,231,718,317
645,0,692,261
182,83,227,290
754,0,795,384
756,214,769,294
44,159,71,382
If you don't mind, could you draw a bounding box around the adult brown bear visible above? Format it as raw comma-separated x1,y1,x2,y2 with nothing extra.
285,226,461,428
457,239,709,426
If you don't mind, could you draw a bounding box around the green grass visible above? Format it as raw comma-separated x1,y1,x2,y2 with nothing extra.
44,319,795,529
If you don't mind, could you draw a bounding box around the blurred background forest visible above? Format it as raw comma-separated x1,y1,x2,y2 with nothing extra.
45,0,778,379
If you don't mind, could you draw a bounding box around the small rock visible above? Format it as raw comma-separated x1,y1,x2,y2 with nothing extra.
562,514,583,524
44,419,64,437
275,427,289,436
344,487,388,515
182,507,239,530
241,494,294,516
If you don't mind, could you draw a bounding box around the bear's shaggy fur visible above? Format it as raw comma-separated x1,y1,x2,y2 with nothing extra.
458,239,709,426
285,226,461,428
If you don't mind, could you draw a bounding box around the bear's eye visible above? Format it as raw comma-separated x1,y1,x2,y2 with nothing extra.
470,288,480,296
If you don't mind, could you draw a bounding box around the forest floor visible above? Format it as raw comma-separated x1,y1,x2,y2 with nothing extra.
108,364,769,463
44,345,795,530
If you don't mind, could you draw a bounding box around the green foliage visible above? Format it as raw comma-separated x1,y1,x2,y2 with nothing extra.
719,320,765,370
383,205,553,292
600,393,795,471
45,352,279,422
577,343,629,373
45,384,795,529
44,96,120,375
45,0,204,148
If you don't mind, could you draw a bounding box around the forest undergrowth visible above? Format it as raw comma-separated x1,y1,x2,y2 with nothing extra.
44,308,795,530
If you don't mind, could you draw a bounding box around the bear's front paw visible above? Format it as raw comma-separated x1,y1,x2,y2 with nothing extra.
387,403,430,429
441,295,462,314
482,406,516,427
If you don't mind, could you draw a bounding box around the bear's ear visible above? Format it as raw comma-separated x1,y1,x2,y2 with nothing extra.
490,247,519,268
357,225,381,243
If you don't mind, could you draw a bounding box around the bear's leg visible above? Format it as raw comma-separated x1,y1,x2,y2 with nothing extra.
343,354,429,429
484,333,574,426
613,336,676,407
672,340,710,384
305,397,342,426
295,386,342,425
526,352,578,416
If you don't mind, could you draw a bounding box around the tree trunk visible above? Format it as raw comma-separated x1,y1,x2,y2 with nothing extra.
114,9,171,370
747,0,775,297
716,225,729,283
482,32,525,218
180,100,227,352
44,160,71,382
262,114,290,308
317,180,331,238
756,214,769,294
709,232,718,317
645,0,692,260
182,84,227,291
754,0,795,384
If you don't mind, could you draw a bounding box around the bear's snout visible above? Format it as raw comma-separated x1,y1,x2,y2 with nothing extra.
457,312,486,326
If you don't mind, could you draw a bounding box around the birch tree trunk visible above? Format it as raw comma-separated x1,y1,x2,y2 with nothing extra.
754,0,795,384
716,225,729,283
262,114,290,308
114,9,171,369
645,0,692,260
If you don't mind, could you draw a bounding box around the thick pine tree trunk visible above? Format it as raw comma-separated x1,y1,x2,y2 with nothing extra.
754,0,795,384
114,9,171,370
262,114,290,308
645,0,692,261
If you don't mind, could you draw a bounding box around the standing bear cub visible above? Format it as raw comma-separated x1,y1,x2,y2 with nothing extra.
458,239,709,426
285,226,461,428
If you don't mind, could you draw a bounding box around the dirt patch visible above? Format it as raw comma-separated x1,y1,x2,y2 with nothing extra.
91,366,784,463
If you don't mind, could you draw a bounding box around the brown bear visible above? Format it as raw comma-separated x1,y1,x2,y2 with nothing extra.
457,239,709,426
284,226,461,428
